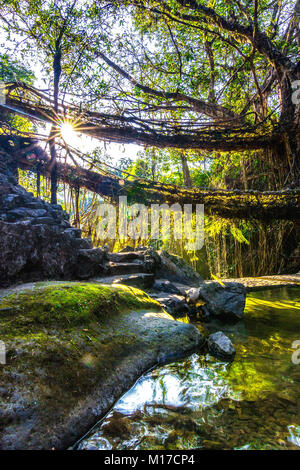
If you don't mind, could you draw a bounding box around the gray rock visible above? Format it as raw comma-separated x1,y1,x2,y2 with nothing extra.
156,250,203,284
76,248,106,279
207,331,235,361
62,228,81,239
108,261,145,276
102,244,109,254
0,221,78,285
59,220,71,228
24,202,44,209
8,207,47,218
47,209,62,219
150,292,191,318
153,279,183,294
59,210,69,220
31,217,57,225
72,237,92,250
186,287,201,304
188,281,246,321
0,194,23,209
109,251,144,263
119,245,134,252
94,273,155,289
0,171,109,287
50,204,63,211
135,245,148,251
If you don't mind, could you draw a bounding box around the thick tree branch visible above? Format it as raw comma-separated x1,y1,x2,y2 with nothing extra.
134,0,293,73
94,49,242,121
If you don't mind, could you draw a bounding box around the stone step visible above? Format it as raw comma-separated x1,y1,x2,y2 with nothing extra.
62,227,82,239
72,238,92,249
0,194,24,210
93,273,155,289
47,209,64,219
50,204,63,211
7,207,47,219
59,220,71,228
149,292,191,318
109,252,145,263
76,248,107,279
31,217,58,226
108,261,145,275
153,279,183,295
23,202,45,210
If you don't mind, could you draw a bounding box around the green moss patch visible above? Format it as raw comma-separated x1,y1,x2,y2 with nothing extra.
0,282,161,337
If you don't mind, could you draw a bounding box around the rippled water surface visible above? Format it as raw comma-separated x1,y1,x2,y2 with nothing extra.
79,287,300,450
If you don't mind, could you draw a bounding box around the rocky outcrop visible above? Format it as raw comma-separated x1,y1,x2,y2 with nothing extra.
187,281,246,321
94,272,155,289
0,281,205,450
156,251,203,285
150,292,191,318
152,279,183,294
0,169,107,286
93,248,160,289
96,249,246,324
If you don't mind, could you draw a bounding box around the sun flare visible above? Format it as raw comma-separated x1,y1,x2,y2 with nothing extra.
60,122,77,144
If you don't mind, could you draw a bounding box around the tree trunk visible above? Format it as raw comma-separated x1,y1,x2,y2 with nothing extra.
180,153,193,187
36,165,40,197
74,186,80,228
49,132,58,204
241,158,248,190
49,48,62,205
275,67,300,187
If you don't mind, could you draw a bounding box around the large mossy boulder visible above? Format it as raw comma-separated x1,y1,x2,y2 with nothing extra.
187,281,246,321
0,281,205,450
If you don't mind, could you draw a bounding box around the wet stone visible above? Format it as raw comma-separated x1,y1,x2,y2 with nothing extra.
31,217,57,225
207,331,235,362
7,208,47,219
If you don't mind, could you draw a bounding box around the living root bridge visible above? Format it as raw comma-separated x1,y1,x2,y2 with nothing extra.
18,156,300,221
4,85,280,152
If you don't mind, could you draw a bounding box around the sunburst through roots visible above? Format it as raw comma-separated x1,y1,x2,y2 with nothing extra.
59,121,78,144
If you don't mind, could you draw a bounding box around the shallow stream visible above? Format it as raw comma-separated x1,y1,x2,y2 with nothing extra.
79,287,300,450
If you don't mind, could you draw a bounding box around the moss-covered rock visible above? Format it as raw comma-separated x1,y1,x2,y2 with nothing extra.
156,251,204,285
0,281,205,449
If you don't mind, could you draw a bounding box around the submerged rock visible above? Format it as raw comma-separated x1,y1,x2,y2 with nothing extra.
0,281,205,450
207,331,235,361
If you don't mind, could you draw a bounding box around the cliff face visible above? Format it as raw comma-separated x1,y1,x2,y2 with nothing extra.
0,147,106,287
